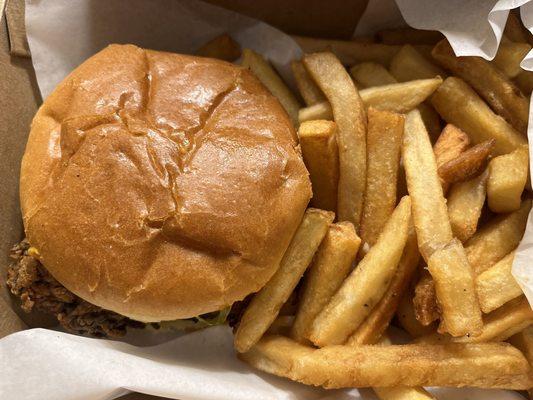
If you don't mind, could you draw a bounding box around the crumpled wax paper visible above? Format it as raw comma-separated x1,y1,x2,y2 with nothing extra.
0,0,532,399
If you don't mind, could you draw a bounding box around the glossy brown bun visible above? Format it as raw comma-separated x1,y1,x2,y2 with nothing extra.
20,44,311,322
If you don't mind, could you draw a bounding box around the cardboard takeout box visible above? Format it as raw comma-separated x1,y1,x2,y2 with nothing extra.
0,0,368,398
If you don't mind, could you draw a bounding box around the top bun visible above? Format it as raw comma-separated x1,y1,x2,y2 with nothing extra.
20,44,311,322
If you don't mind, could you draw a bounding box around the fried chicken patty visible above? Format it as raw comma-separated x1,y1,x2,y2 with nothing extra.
6,240,145,337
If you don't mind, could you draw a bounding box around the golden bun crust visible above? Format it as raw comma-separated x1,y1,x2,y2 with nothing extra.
20,44,311,321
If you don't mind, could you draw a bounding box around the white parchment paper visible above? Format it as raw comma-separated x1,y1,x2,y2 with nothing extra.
0,0,532,399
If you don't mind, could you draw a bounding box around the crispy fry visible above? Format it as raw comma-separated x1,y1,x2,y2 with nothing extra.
299,78,441,123
196,33,241,61
372,335,435,400
438,139,494,187
298,120,339,212
291,222,360,344
240,335,532,389
267,316,294,336
433,124,470,168
487,145,529,213
465,199,531,275
303,52,367,226
509,326,533,363
360,108,404,246
234,208,334,353
374,386,436,400
515,70,533,95
423,297,533,344
430,77,527,155
413,45,435,60
428,238,482,337
298,101,332,123
348,229,420,345
360,77,442,113
349,62,397,88
466,297,532,342
293,36,400,66
432,40,529,134
396,290,438,338
279,290,299,316
241,49,300,128
504,11,531,44
291,60,325,106
413,270,440,326
417,103,442,143
402,109,452,259
476,251,523,313
492,41,531,78
377,28,444,45
310,197,412,346
390,45,446,82
447,169,489,242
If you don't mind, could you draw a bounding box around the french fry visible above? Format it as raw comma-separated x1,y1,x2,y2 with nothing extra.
463,297,533,342
196,33,241,61
374,386,436,400
423,297,533,344
427,238,483,337
377,28,444,45
465,199,531,275
413,45,436,61
293,36,400,66
417,103,442,143
359,108,404,246
310,197,412,346
360,77,442,113
298,120,339,212
390,45,446,82
432,40,529,134
492,40,531,78
234,208,334,353
438,139,494,188
433,124,470,168
298,78,442,123
396,290,438,338
241,49,301,128
348,229,420,345
447,169,489,242
510,327,533,400
291,222,361,344
509,326,533,363
240,335,532,389
504,11,531,44
279,290,299,316
267,316,294,336
303,52,367,226
430,77,527,155
298,101,332,123
372,336,435,400
402,109,453,259
291,60,325,106
413,270,440,326
487,145,529,213
515,70,533,95
349,62,397,88
476,251,523,313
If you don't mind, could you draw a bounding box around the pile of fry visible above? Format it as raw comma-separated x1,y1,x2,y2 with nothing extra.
199,12,533,399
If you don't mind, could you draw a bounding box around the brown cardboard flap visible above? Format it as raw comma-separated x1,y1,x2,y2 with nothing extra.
0,295,27,335
5,0,29,57
205,0,368,39
0,3,53,337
